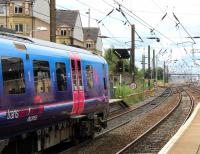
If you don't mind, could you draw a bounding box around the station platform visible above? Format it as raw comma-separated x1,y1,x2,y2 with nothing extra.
159,103,200,154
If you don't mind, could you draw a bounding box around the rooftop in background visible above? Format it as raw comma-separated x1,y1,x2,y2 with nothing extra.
113,48,130,59
56,10,79,28
83,27,100,41
0,0,34,3
0,0,6,4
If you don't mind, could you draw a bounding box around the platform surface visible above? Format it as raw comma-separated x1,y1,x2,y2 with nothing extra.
159,103,200,154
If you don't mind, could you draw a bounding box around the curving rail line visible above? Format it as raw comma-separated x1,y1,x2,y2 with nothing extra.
116,89,194,154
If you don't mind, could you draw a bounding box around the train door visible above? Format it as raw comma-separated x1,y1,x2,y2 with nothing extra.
70,54,85,115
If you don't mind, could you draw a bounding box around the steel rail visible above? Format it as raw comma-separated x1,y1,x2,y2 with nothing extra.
108,88,171,122
116,89,194,154
182,89,194,124
116,91,183,154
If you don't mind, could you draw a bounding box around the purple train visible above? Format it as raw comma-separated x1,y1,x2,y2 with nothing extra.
0,33,109,153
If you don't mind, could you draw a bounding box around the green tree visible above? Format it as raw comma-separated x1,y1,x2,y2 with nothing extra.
104,48,118,75
104,48,140,77
143,67,163,80
137,68,144,78
156,67,164,80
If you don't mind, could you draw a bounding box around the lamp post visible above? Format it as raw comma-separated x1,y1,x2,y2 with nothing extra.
142,48,146,100
146,37,161,89
29,27,48,38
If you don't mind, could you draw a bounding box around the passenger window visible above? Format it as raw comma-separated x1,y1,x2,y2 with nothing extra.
86,65,93,89
71,60,78,90
33,60,51,93
77,60,83,90
56,62,67,91
1,57,25,94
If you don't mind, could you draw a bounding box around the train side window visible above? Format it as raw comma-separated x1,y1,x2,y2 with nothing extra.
86,65,93,89
77,60,83,90
71,60,78,90
33,60,51,93
56,62,67,91
1,57,25,95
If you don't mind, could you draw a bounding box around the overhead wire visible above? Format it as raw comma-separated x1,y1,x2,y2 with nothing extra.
101,0,115,8
113,0,178,45
151,0,195,59
140,0,197,72
150,0,195,64
173,12,196,44
12,0,199,72
62,0,136,46
97,9,115,23
75,0,125,23
9,1,131,48
100,22,129,48
117,6,144,42
56,0,136,47
54,0,134,47
11,2,87,31
101,0,178,56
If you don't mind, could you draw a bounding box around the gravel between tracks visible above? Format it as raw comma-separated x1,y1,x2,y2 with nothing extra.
108,87,166,119
126,90,192,153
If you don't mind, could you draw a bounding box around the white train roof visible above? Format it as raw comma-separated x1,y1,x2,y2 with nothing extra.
0,32,106,63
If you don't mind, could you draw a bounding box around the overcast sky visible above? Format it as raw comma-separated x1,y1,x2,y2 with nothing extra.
56,0,200,73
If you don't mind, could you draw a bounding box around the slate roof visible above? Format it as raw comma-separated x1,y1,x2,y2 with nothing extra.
56,10,79,28
83,27,100,42
0,0,7,4
0,27,16,34
0,0,34,3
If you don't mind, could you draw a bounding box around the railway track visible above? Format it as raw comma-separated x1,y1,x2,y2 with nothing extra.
99,88,172,136
116,89,194,154
57,88,173,154
108,100,129,117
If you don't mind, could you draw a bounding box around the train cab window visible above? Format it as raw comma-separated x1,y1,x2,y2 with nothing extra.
86,65,94,89
103,78,107,90
56,62,67,91
33,60,51,93
102,64,107,90
1,57,25,95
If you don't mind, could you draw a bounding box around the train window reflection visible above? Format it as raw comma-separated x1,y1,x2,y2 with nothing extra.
71,60,78,90
86,65,93,89
33,60,51,93
77,60,83,90
1,57,25,95
56,62,67,91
